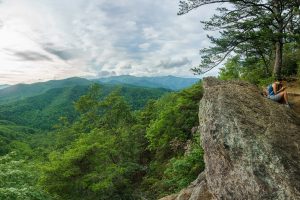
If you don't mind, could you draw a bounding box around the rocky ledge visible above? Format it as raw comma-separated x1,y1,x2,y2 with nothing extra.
161,77,300,200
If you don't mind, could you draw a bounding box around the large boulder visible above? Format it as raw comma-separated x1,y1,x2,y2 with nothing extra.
199,77,300,199
160,77,300,200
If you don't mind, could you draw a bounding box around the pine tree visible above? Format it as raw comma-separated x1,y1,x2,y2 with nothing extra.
178,0,300,78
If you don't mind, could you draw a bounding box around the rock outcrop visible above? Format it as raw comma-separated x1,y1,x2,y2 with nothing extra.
160,77,300,200
159,172,213,200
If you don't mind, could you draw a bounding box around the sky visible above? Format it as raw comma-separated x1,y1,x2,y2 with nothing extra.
0,0,221,84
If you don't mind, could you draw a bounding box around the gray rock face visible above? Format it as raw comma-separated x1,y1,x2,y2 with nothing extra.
160,77,300,200
159,172,213,200
199,77,300,200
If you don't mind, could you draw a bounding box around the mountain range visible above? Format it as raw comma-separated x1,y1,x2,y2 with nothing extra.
0,76,200,104
96,75,199,91
0,77,91,104
0,76,182,130
0,85,10,90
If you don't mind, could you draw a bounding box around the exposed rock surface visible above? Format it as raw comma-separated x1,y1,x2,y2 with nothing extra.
160,77,300,200
159,172,213,200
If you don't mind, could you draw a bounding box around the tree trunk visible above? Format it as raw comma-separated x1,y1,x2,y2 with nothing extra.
273,0,284,80
273,40,283,79
259,52,270,76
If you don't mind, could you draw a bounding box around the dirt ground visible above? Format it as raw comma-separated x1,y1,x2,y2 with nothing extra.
286,80,300,115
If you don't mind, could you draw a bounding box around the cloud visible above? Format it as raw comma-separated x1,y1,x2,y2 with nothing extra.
156,57,191,69
139,43,151,50
13,51,52,61
0,0,220,84
97,70,116,77
120,64,132,70
43,47,78,61
143,27,160,40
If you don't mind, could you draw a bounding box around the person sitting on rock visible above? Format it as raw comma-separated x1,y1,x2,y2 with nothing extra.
267,78,290,107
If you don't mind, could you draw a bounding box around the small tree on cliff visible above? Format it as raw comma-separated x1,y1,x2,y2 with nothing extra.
178,0,300,78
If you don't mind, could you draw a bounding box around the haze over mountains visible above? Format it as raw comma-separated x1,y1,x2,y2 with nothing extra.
0,85,10,90
97,75,199,91
0,75,199,104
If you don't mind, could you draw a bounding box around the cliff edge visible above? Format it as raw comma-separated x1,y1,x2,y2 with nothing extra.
161,77,300,200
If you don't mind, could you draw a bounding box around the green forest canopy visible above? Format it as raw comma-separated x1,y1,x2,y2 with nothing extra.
0,82,204,199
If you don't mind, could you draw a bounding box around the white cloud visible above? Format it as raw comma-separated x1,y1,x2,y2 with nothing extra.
0,0,220,84
156,57,191,69
139,43,151,50
143,27,160,40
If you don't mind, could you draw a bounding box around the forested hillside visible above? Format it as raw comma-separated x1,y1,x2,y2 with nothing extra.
0,83,170,130
0,76,197,105
0,80,203,199
0,120,35,156
0,77,91,104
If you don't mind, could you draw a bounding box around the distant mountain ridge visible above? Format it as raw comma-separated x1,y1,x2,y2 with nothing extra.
96,75,200,91
0,85,10,90
0,76,199,104
0,77,91,104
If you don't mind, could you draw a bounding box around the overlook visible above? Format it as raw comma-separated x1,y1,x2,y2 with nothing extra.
0,0,299,199
161,77,300,200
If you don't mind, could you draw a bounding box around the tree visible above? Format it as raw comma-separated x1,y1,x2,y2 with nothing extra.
40,88,143,200
219,55,241,80
0,152,52,200
178,0,300,78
